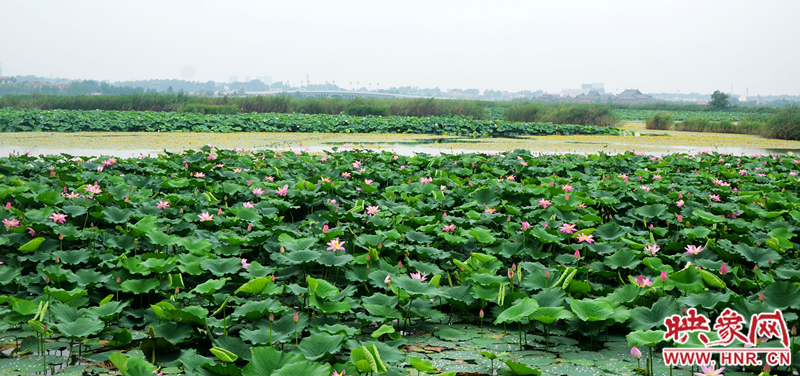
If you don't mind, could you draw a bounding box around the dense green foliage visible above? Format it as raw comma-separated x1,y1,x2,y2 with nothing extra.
346,105,389,117
504,103,616,126
709,90,730,111
765,106,800,141
0,94,488,119
0,148,799,375
616,109,773,122
0,108,619,137
644,113,673,130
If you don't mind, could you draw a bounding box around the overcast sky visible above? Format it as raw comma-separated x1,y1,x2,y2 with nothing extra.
2,0,799,95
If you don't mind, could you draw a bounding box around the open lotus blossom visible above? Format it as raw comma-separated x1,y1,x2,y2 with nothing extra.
693,363,725,376
157,200,169,209
420,177,433,184
676,199,684,207
252,187,264,195
198,212,214,222
84,183,102,195
484,207,497,214
276,184,289,196
521,221,531,231
2,218,20,230
194,172,205,178
709,194,721,202
538,198,552,209
561,184,573,192
506,175,515,181
332,370,347,376
685,244,704,255
341,172,351,178
442,224,456,232
652,174,662,180
559,223,576,234
576,233,594,243
384,274,391,285
364,179,373,185
635,275,652,288
352,161,361,169
326,237,346,251
410,271,428,281
27,227,36,237
366,205,380,216
243,201,255,208
643,244,660,255
48,213,68,224
241,258,250,269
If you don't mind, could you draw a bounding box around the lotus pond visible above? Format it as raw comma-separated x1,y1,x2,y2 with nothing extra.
0,146,799,376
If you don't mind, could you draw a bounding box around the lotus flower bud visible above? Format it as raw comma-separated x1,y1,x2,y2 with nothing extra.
759,293,765,302
116,276,121,283
631,346,642,359
754,265,759,271
792,326,797,336
378,242,382,249
479,309,484,318
175,287,180,294
720,264,728,275
660,270,667,283
545,270,549,278
322,224,329,233
269,313,274,322
294,311,299,323
271,274,275,282
55,257,60,263
247,223,252,231
280,246,285,253
46,277,50,283
574,250,580,259
764,365,770,374
512,263,517,271
398,261,403,269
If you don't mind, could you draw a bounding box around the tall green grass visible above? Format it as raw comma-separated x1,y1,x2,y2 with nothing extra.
645,112,673,130
504,103,616,126
0,94,488,119
763,106,800,140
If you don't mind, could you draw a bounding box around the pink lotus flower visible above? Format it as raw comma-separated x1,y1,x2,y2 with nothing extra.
243,202,255,208
420,177,433,184
660,270,668,283
276,185,289,197
574,249,581,259
366,205,380,216
341,172,351,178
157,200,170,209
685,245,704,255
643,244,660,255
484,207,497,214
720,264,728,275
440,185,446,191
521,221,531,231
709,194,721,202
332,369,347,376
27,227,36,237
364,179,373,185
326,237,346,252
242,258,250,269
442,224,456,232
506,175,515,181
559,223,576,234
561,184,574,192
676,199,684,207
198,212,214,222
2,218,20,230
410,271,428,281
693,363,725,376
194,172,206,178
652,174,662,180
84,184,102,195
677,214,683,222
48,213,68,224
252,187,265,196
352,161,361,169
576,233,594,243
635,275,652,288
538,198,552,209
322,224,329,233
384,274,391,285
631,346,642,359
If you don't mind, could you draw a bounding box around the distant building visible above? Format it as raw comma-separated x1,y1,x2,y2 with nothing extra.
615,89,651,104
0,77,11,84
536,94,562,102
574,91,605,103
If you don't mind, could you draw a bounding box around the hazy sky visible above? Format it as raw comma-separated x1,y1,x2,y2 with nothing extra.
2,1,799,95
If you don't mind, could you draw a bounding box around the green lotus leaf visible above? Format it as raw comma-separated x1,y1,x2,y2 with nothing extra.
626,329,667,347
627,296,679,330
603,250,641,269
761,281,800,310
667,267,705,293
494,297,539,324
55,317,105,339
569,299,614,322
296,332,345,361
530,307,574,325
